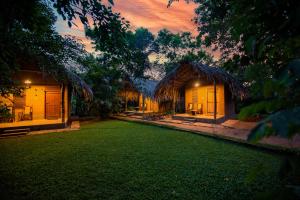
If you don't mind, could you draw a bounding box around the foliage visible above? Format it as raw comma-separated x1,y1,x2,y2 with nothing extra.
86,27,155,78
52,0,128,56
0,0,133,116
248,107,300,141
124,28,156,77
155,29,213,73
76,3,154,79
0,104,13,122
127,27,155,52
1,0,156,117
52,0,130,54
75,55,123,117
180,0,300,139
76,27,158,116
0,0,127,97
0,0,55,96
0,0,90,97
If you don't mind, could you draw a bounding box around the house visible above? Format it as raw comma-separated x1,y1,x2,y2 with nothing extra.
154,62,246,123
0,64,92,132
118,77,159,113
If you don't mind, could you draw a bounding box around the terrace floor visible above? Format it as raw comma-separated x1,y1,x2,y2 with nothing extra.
115,114,300,151
125,110,156,114
174,113,224,119
173,113,225,123
0,119,63,128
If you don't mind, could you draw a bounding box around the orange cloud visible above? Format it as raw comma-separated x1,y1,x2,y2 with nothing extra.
55,0,201,54
112,0,197,34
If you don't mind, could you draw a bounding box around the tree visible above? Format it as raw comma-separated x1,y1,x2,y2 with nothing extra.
129,27,155,52
77,28,157,116
126,28,156,77
0,0,57,96
0,0,128,94
52,0,129,53
175,0,300,139
72,54,123,117
0,0,97,118
155,29,213,73
86,27,156,79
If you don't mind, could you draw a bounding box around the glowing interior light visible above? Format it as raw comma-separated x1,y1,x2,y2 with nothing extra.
24,80,32,85
194,82,200,87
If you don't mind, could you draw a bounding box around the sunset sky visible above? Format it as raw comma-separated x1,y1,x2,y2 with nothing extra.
55,0,198,53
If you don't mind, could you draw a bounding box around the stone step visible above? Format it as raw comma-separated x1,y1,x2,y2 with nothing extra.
0,132,28,138
70,121,80,129
0,128,30,137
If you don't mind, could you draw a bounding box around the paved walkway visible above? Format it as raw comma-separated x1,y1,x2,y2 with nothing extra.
114,115,300,152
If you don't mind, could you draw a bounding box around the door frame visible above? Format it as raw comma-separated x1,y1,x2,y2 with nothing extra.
44,91,61,119
207,87,218,115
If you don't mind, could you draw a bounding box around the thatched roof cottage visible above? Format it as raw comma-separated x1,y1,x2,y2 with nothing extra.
118,77,159,113
155,62,246,123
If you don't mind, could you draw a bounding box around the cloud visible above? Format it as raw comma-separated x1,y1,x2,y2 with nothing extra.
112,0,197,34
55,0,197,35
55,0,214,56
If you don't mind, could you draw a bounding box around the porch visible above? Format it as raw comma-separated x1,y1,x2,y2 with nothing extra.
173,113,226,123
124,110,157,115
0,119,63,128
0,119,67,134
0,84,69,130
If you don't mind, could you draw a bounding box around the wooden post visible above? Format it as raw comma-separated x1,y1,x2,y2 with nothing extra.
172,89,176,115
213,79,217,123
142,94,145,115
61,84,65,124
67,86,71,124
125,88,128,112
172,80,176,115
137,92,140,113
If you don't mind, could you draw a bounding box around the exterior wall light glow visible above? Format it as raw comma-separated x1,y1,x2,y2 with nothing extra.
24,80,32,84
24,79,32,88
194,82,200,87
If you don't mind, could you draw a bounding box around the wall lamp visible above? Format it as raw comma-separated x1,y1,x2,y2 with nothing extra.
24,79,32,89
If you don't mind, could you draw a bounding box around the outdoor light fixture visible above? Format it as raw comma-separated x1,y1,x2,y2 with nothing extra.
24,79,32,88
194,82,200,87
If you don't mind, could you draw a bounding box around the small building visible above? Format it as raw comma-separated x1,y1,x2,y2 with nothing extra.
154,62,246,123
118,78,159,113
0,64,92,131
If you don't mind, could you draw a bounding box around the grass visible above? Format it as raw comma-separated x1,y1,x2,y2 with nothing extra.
0,120,285,200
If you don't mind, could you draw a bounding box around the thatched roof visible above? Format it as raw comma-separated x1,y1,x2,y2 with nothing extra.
14,69,93,102
122,77,158,99
155,62,246,101
15,56,93,101
133,78,158,98
66,70,93,102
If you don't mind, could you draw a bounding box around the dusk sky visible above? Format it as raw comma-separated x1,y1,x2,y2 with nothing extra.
55,0,198,53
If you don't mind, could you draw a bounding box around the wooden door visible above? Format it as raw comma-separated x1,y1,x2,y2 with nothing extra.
207,88,219,115
45,92,61,119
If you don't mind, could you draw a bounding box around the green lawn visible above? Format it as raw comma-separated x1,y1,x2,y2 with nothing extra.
0,120,285,200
